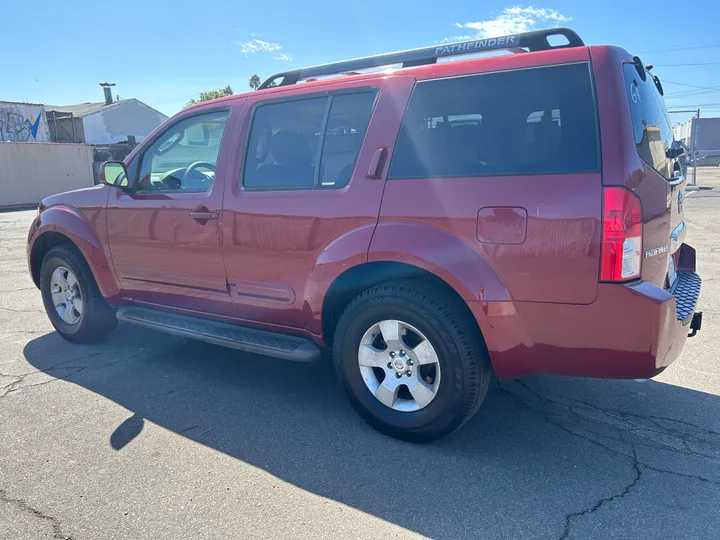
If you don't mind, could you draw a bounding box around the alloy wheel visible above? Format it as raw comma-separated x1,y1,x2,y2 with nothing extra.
50,266,83,325
357,320,441,412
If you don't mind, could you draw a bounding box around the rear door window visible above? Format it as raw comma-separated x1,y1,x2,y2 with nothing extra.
389,63,600,179
243,90,376,190
244,97,327,189
623,64,674,179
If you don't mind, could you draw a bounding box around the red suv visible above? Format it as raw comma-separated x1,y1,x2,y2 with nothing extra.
28,28,702,441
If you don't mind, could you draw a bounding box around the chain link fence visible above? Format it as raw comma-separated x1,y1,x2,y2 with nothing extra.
669,109,701,186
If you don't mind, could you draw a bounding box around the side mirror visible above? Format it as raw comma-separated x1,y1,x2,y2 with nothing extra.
100,161,129,188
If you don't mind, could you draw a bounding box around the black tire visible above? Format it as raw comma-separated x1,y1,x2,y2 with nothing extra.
333,280,491,442
40,245,117,343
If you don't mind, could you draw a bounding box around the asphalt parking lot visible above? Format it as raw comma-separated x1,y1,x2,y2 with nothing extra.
1,172,719,540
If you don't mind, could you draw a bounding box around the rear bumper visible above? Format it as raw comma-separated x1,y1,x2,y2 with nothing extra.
473,244,702,380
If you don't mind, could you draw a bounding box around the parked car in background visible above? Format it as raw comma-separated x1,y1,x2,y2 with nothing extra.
27,28,702,441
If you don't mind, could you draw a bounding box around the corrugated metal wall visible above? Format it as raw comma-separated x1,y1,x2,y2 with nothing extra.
0,142,94,208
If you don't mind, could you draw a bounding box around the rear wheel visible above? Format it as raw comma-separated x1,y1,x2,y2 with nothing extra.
40,245,117,343
333,281,491,442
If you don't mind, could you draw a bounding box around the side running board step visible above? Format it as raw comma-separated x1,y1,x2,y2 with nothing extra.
116,307,321,363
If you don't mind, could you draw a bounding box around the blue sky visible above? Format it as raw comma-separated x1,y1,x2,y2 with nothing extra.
3,1,720,116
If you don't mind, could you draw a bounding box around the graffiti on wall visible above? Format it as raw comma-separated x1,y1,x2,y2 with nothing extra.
0,103,51,142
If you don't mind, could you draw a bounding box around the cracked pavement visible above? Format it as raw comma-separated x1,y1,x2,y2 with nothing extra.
1,170,719,539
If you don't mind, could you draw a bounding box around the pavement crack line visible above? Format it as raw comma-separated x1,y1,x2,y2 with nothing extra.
496,380,720,538
0,350,152,399
0,489,75,540
0,330,48,338
508,380,720,461
0,355,98,397
549,417,720,485
0,366,86,398
495,382,643,538
513,379,720,440
558,449,642,540
0,287,37,294
0,306,46,314
0,367,86,398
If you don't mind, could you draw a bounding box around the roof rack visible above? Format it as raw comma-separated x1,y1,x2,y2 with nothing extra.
258,27,584,90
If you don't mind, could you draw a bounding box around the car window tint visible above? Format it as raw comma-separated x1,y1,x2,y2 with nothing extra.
319,92,376,188
138,111,229,192
389,63,600,179
623,64,674,179
243,97,327,189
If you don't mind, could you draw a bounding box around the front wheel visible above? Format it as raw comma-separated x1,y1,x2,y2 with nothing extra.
40,245,117,343
333,281,492,442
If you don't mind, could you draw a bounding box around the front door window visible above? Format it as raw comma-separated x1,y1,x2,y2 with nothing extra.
137,110,230,192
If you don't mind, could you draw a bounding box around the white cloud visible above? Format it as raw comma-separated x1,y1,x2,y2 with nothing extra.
239,38,282,55
453,6,570,39
273,54,293,61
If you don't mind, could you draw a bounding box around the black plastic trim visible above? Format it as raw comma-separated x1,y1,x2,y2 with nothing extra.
688,311,702,337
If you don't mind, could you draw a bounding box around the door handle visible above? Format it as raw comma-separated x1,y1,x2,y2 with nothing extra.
189,210,219,220
367,147,388,179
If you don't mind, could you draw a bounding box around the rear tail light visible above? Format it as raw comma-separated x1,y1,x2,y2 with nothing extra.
600,187,643,281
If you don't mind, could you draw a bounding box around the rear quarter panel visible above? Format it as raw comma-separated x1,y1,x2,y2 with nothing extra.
372,173,602,304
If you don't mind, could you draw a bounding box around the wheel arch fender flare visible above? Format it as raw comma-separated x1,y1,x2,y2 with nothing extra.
312,221,509,347
368,221,510,303
28,205,121,298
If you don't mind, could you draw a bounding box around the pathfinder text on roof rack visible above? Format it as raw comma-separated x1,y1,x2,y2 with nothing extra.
435,36,518,56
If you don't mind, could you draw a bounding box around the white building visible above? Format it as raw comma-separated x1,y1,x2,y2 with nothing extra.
46,94,168,145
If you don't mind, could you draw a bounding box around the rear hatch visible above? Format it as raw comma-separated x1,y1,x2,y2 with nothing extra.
622,58,685,289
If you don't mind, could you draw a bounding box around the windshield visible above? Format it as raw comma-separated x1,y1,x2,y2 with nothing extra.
623,63,674,179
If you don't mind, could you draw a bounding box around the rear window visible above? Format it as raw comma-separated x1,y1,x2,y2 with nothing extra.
389,63,600,179
623,64,674,179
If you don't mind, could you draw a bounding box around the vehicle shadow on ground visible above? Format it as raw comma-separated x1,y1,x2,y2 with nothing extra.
23,326,720,539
